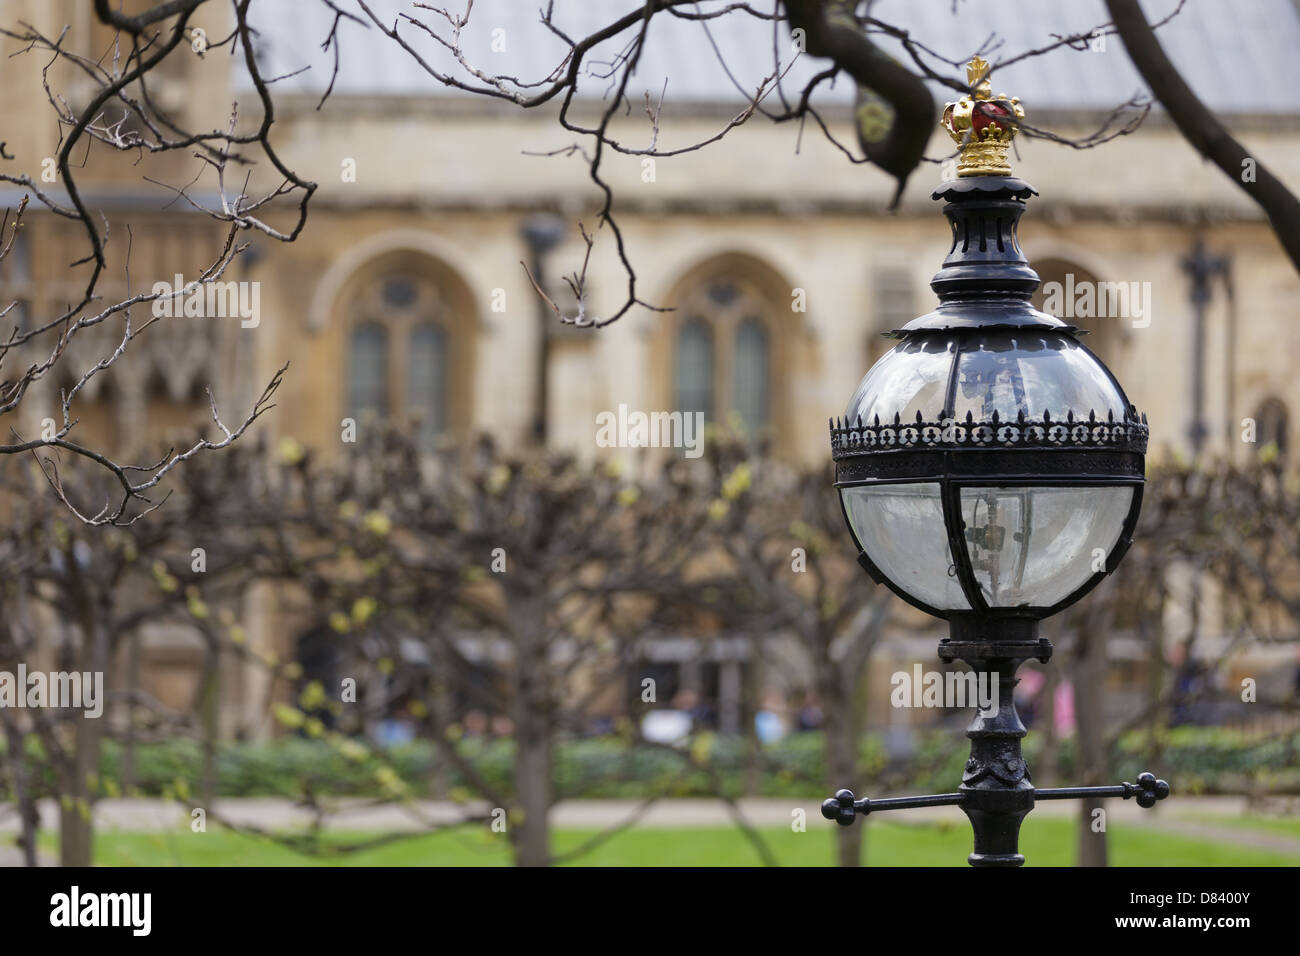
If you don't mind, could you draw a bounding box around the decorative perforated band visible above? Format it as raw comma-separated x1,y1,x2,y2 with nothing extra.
829,408,1149,460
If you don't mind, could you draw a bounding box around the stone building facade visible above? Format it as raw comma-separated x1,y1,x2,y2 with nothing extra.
2,0,1299,736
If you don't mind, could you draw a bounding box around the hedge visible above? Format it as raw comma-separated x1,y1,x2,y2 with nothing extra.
1,726,1295,802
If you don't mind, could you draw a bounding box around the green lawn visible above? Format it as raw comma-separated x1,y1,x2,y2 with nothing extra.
39,817,1300,866
1181,813,1300,840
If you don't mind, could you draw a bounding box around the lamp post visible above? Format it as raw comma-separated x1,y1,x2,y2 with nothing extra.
521,213,566,445
821,58,1168,867
1181,236,1229,460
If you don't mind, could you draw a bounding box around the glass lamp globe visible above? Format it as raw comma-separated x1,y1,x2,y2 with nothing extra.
831,180,1147,622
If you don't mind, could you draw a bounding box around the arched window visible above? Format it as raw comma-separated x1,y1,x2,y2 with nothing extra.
348,321,390,418
674,317,715,421
1254,397,1288,463
342,259,473,447
733,317,769,431
407,321,448,445
669,272,781,438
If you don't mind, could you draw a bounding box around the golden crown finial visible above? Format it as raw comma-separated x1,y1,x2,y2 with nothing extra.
966,56,993,99
940,57,1025,177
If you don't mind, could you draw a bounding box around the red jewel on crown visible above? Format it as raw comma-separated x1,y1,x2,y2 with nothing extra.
972,100,1013,138
940,56,1025,177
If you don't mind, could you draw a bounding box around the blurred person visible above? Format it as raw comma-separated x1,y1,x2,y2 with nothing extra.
755,688,788,743
375,703,415,747
462,709,489,736
1016,667,1044,729
1170,642,1207,726
678,687,717,730
491,714,515,736
1054,681,1075,737
796,691,824,732
641,688,703,744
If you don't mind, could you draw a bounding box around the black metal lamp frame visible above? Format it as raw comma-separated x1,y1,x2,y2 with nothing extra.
833,421,1147,622
821,176,1169,867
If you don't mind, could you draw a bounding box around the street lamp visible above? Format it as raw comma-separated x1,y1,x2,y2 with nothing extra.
522,213,567,444
821,58,1169,867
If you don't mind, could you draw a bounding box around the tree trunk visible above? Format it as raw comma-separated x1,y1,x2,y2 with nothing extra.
60,588,110,867
60,710,104,867
822,674,863,867
1038,664,1060,787
1,709,39,866
198,644,221,808
1073,618,1110,867
742,639,762,796
1145,614,1167,771
0,619,39,865
122,632,140,792
427,665,451,800
513,718,551,867
510,599,551,867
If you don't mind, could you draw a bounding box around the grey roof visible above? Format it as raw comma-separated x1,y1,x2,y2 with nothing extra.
242,0,1300,114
